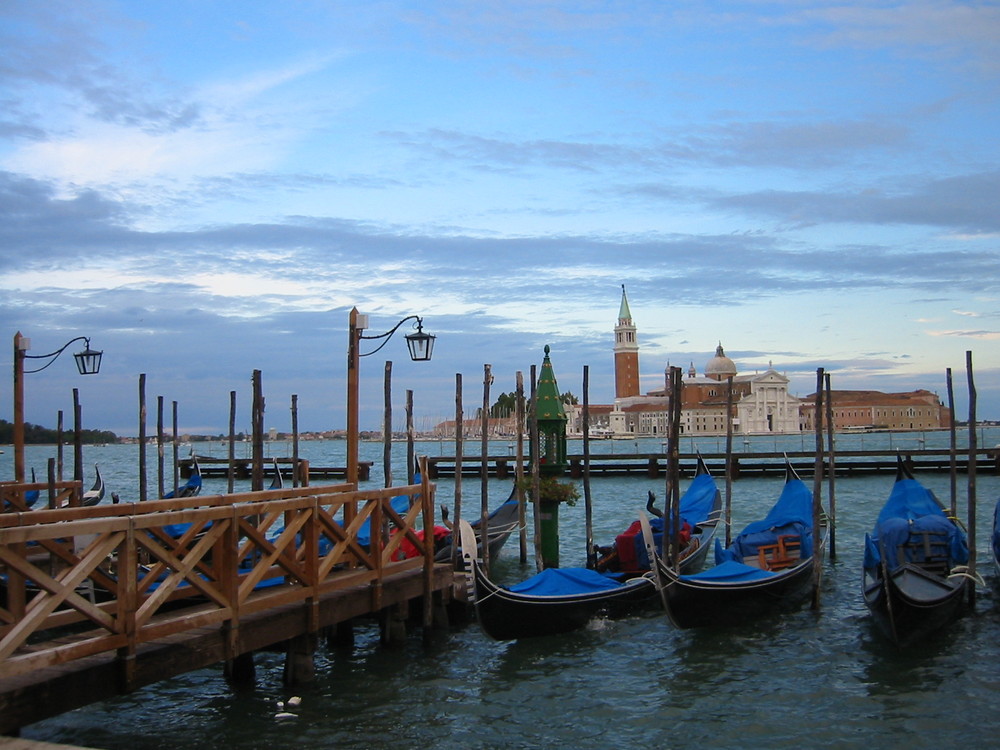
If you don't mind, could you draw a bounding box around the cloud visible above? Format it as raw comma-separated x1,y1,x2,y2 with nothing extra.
703,170,1000,234
927,329,1000,340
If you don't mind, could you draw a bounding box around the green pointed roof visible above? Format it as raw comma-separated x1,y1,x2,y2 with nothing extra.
618,284,632,321
537,345,566,421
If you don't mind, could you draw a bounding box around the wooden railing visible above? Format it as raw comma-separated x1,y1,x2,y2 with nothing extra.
0,478,437,680
1,479,81,511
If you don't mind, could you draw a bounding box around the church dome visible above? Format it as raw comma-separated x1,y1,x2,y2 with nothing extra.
705,343,737,380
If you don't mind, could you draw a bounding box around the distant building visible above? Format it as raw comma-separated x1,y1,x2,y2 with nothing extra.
521,289,949,439
566,290,802,437
799,390,950,431
647,345,801,435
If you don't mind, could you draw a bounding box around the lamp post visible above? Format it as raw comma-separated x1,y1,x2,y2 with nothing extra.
12,331,103,483
346,308,435,487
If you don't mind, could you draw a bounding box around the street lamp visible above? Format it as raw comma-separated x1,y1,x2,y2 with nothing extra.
12,332,103,483
346,309,435,487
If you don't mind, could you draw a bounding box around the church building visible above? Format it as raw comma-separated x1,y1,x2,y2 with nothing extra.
566,287,802,437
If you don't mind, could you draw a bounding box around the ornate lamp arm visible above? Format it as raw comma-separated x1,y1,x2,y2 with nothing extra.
358,315,423,357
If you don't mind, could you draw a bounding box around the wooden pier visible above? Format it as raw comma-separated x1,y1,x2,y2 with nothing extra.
0,480,452,735
425,448,1000,480
179,456,372,481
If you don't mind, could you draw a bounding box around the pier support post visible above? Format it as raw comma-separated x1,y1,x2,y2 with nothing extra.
283,633,317,686
327,619,355,650
379,603,408,646
432,592,450,628
225,652,256,684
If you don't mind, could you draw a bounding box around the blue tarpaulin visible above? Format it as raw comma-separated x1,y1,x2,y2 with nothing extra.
680,559,776,583
508,566,625,596
863,477,968,573
716,477,815,565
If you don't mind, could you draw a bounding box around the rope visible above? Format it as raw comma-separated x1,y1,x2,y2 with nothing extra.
948,565,987,587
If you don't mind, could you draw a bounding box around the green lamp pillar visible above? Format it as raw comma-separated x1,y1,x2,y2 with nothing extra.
532,345,570,567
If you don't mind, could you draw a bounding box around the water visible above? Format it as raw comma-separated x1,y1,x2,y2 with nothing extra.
4,432,1000,749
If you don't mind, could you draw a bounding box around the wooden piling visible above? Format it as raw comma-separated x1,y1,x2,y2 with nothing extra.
227,390,237,494
946,368,957,517
251,369,264,492
72,388,82,485
825,373,837,560
383,361,392,488
283,633,316,686
811,368,825,610
172,400,180,496
530,365,542,572
583,366,595,569
451,373,463,569
966,351,977,608
138,374,147,502
156,395,165,500
224,652,256,685
516,371,527,564
291,394,300,488
725,376,734,547
480,364,492,573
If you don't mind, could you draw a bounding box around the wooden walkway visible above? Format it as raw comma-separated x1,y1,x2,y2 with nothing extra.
178,456,373,481
425,448,1000,479
0,479,453,735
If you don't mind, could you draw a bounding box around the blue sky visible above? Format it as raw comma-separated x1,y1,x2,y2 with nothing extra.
1,0,998,436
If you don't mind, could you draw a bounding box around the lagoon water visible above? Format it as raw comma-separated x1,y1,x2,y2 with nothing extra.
4,430,1000,749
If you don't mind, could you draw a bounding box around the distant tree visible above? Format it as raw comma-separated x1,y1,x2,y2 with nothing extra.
560,391,578,405
0,419,118,444
490,391,518,417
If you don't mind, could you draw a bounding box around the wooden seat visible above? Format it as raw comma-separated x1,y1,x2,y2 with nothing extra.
757,534,802,571
896,530,951,576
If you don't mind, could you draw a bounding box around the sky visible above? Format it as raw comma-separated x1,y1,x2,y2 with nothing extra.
1,0,998,437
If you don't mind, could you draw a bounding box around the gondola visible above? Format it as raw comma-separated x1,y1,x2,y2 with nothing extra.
3,467,40,511
595,454,722,575
434,482,521,562
862,456,970,646
163,457,202,499
24,467,40,508
81,465,105,506
463,468,721,640
652,460,825,629
460,518,658,641
268,459,284,489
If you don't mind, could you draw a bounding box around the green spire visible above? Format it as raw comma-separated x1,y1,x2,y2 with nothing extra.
536,344,566,420
618,284,632,321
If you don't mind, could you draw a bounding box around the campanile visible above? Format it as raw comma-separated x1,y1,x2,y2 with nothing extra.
614,285,640,398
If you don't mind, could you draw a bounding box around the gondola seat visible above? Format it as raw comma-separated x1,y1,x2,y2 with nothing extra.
756,534,802,571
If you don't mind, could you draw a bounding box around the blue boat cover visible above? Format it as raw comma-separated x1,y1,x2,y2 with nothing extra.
716,478,815,565
508,566,625,596
680,559,775,582
163,472,202,500
863,477,968,572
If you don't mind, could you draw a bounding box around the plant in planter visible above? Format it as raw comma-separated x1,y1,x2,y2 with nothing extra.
518,475,579,506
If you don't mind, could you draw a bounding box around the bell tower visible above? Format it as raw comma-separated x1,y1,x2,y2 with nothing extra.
614,285,640,398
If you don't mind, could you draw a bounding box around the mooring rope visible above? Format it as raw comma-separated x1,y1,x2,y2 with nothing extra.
948,565,986,587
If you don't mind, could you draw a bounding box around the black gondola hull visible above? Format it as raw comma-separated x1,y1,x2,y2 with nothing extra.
472,562,658,640
863,564,968,647
660,557,817,629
